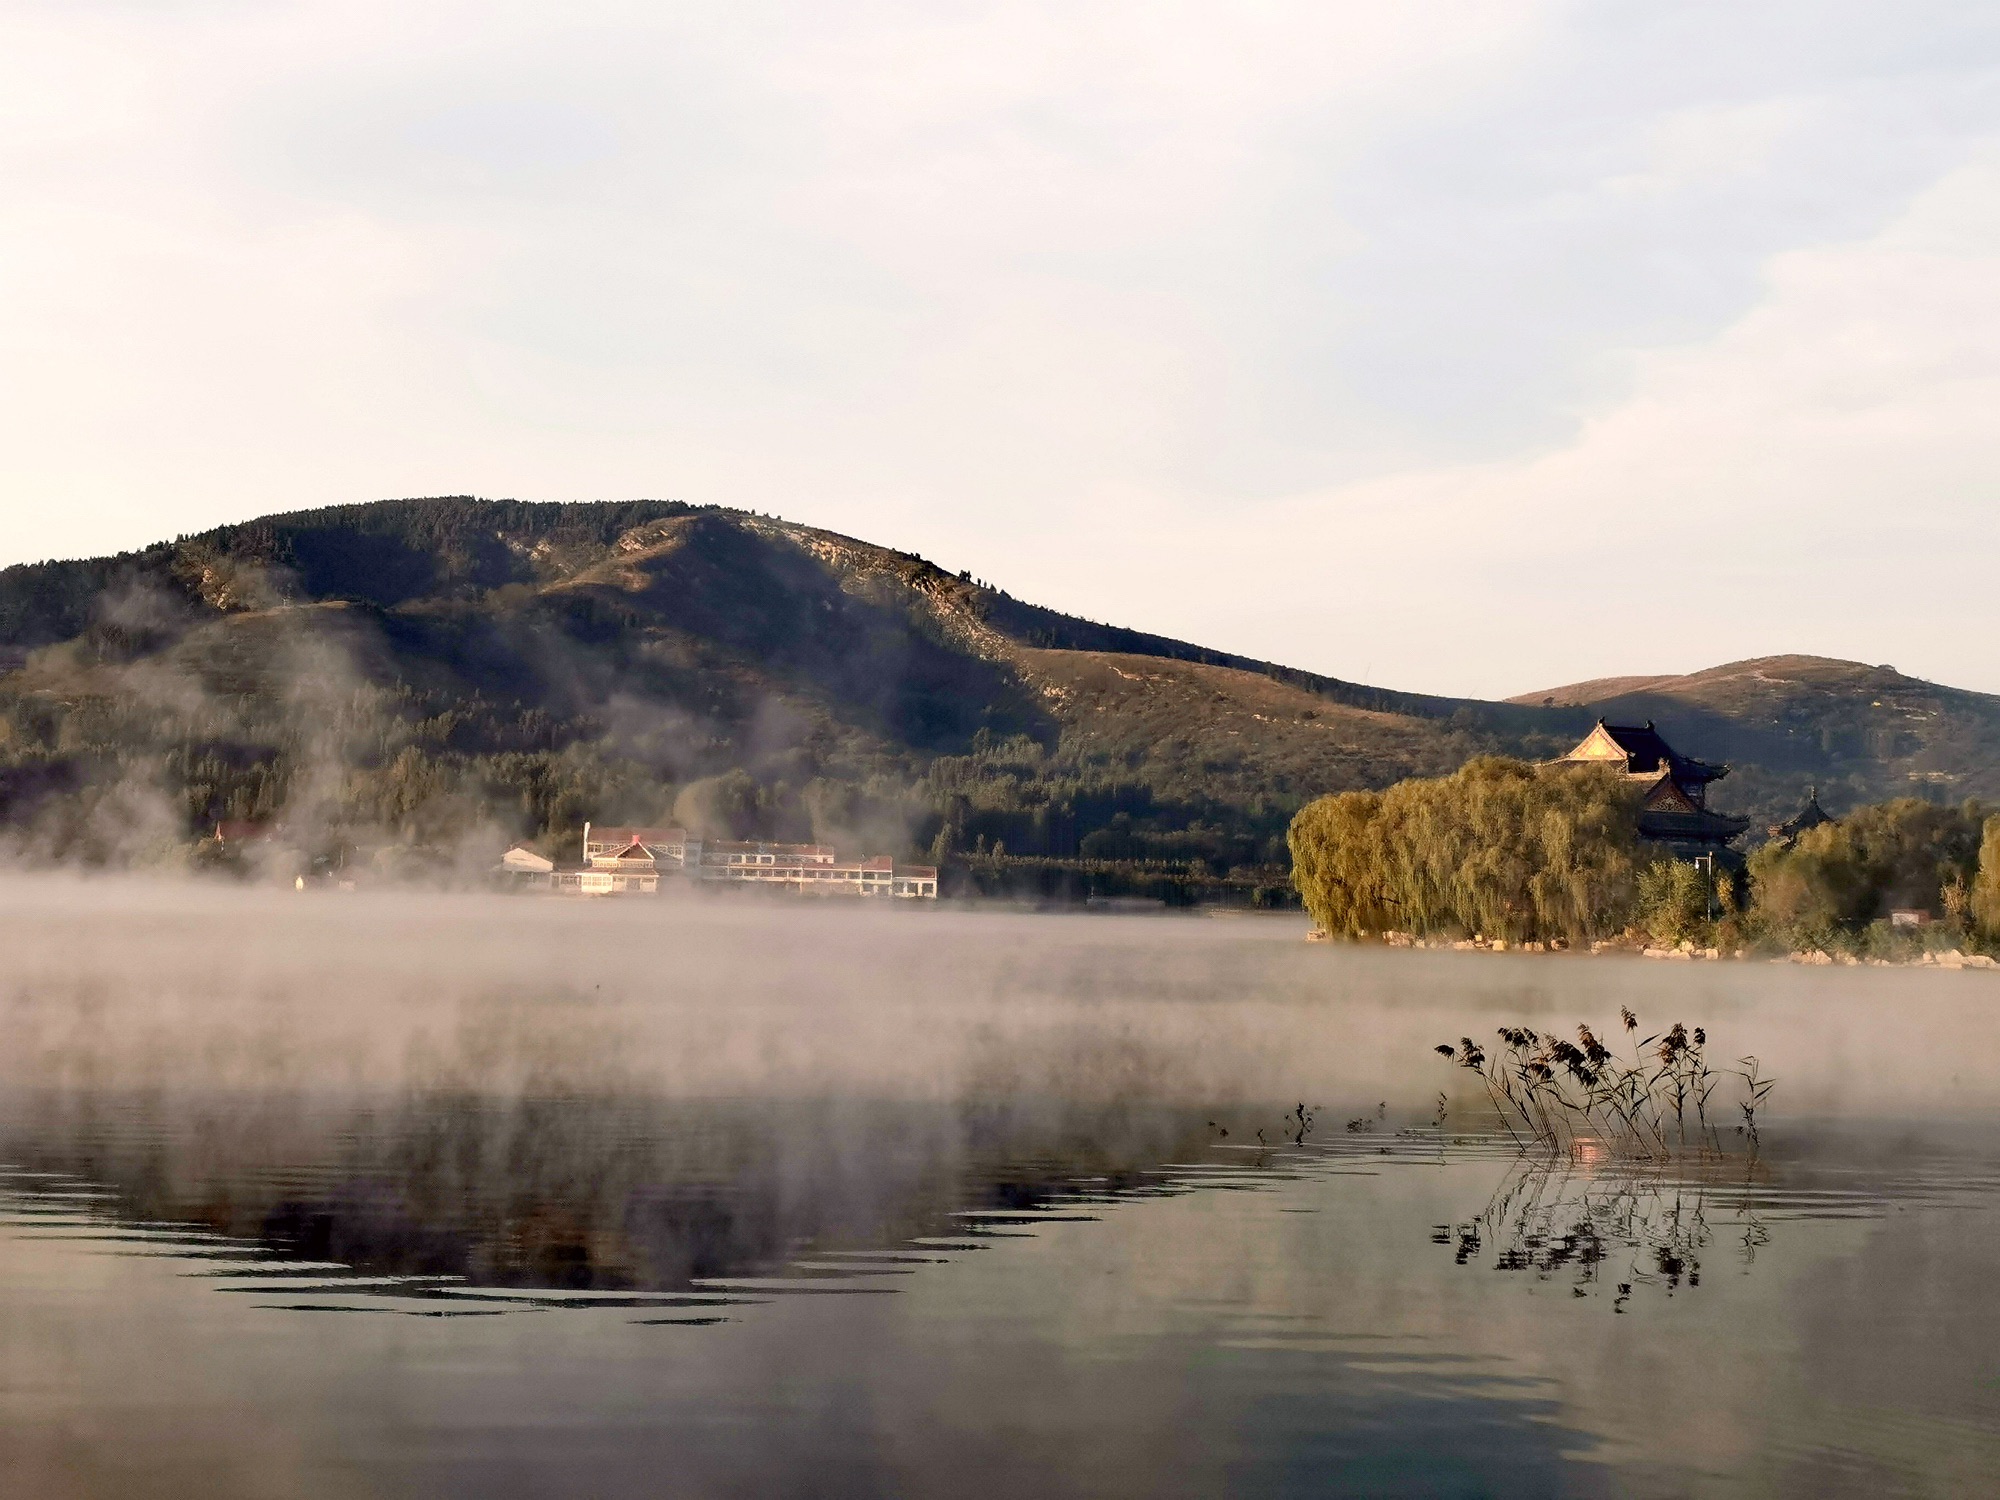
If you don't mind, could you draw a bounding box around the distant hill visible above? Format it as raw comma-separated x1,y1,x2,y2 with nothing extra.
0,498,1993,884
1510,655,2000,826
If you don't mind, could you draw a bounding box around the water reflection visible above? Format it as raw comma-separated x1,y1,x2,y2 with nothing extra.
0,1090,1326,1316
3,1084,1993,1319
1437,1156,1765,1304
2,1079,1810,1330
8,1086,2000,1496
7,887,2000,1496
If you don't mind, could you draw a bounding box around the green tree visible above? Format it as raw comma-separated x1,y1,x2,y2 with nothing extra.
1638,861,1711,946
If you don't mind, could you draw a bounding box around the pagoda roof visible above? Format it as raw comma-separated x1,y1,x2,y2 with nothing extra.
1561,719,1728,785
1769,787,1835,843
1637,805,1750,838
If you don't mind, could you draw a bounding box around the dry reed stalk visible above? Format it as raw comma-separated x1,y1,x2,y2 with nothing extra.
1435,1011,1773,1160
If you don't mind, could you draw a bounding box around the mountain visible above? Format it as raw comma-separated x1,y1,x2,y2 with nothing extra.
0,497,1993,886
1511,656,2000,826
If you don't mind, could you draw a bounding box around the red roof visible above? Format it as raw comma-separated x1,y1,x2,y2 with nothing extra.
591,826,687,845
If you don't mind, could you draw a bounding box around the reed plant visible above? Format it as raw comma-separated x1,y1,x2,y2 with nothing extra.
1436,1008,1770,1158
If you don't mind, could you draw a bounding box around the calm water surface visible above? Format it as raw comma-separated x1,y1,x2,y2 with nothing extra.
3,882,1999,1497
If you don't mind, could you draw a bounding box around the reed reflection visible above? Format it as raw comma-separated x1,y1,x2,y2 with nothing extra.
1434,1153,1775,1306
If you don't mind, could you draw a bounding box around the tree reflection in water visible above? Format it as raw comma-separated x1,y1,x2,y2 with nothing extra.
0,1089,1275,1306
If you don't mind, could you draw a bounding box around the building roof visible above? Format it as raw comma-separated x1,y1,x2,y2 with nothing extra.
581,822,929,880
1768,787,1835,843
1631,768,1749,842
1636,806,1750,842
589,826,688,846
1560,719,1728,786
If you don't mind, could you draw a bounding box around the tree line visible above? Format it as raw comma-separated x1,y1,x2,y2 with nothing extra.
0,675,1295,885
1288,756,2000,955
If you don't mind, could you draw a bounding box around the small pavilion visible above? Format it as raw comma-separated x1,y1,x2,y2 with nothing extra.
1767,787,1835,847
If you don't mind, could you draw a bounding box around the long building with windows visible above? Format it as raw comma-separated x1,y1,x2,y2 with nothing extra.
557,824,938,899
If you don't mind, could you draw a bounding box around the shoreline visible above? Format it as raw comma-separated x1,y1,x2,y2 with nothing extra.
1307,928,2000,971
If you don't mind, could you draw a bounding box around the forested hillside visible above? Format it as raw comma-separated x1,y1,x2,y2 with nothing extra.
2,497,1995,893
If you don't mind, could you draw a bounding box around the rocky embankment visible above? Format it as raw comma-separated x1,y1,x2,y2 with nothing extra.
1308,929,1999,970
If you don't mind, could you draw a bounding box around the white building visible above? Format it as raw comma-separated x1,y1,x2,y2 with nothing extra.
566,824,937,898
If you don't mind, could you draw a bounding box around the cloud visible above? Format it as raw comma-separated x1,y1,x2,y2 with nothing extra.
1,2,1997,696
1159,149,2000,696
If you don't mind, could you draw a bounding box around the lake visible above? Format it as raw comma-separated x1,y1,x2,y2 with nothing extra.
3,878,1999,1497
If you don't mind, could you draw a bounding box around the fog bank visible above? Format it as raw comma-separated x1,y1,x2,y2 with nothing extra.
1,875,1995,1123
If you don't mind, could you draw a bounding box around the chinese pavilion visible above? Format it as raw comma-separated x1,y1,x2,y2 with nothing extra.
1555,720,1749,857
1767,787,1835,847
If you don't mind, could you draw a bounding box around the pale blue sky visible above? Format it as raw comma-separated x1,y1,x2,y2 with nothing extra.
3,1,1997,697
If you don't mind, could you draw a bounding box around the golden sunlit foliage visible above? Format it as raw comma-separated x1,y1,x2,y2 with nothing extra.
1747,798,1987,949
1962,813,2000,941
1293,767,2000,955
1286,757,1645,944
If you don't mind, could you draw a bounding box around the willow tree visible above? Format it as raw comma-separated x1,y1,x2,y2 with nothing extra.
1288,757,1645,943
1973,814,2000,942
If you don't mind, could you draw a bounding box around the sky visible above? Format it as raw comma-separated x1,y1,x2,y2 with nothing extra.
3,0,1997,699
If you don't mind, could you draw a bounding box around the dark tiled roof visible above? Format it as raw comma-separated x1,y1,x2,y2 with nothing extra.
1595,721,1727,783
1769,789,1835,841
1637,806,1750,841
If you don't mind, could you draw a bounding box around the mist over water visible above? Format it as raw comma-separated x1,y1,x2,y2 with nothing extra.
10,875,1996,1113
5,877,2000,1497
